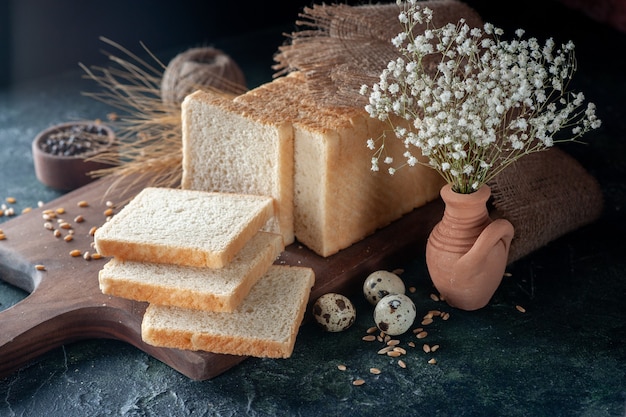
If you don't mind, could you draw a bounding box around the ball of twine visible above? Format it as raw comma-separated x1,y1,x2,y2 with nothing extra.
161,47,246,107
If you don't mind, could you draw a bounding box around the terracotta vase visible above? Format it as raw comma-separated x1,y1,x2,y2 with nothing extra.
426,184,514,311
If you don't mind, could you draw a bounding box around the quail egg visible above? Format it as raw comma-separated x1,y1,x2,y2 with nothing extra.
363,270,405,305
312,293,356,332
373,293,416,336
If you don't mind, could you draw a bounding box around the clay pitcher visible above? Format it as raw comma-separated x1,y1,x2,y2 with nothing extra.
426,184,514,311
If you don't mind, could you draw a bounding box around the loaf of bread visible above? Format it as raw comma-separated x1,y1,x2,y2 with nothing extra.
94,187,274,268
98,231,283,312
141,265,315,358
181,72,445,257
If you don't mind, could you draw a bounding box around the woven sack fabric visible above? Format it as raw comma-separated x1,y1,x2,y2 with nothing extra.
273,0,483,107
489,147,603,263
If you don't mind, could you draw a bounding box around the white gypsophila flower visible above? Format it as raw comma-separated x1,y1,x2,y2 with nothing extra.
365,1,600,193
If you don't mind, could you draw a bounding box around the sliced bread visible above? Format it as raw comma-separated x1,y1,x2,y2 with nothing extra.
187,71,444,257
98,231,284,312
94,187,274,268
141,265,315,358
181,89,295,246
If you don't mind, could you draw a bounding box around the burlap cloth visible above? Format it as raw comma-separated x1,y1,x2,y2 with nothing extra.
274,0,604,263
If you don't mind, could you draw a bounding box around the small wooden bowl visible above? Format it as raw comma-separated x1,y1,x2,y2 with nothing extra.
32,121,116,191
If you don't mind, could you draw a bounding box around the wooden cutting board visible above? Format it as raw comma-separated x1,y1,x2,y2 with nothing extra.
0,176,442,380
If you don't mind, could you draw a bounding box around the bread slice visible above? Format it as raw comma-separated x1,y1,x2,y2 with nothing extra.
98,231,284,312
141,265,315,358
94,187,274,268
181,89,295,246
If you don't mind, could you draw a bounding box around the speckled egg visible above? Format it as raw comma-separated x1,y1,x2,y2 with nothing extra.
363,270,405,305
373,293,416,336
312,293,356,332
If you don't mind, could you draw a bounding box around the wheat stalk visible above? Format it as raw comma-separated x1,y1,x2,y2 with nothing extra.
80,37,245,195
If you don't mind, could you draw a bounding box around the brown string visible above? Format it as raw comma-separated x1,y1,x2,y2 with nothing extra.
161,47,247,107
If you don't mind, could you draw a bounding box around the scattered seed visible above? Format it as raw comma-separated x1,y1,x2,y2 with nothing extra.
412,327,424,334
387,350,401,358
366,326,378,334
77,200,89,208
55,208,65,215
393,346,407,355
74,215,84,223
352,379,365,386
35,264,46,271
337,364,347,371
398,360,407,368
59,222,72,230
430,293,440,302
38,201,44,207
69,249,82,257
369,368,381,375
428,358,437,365
515,305,527,313
442,312,450,321
377,346,393,355
362,335,376,342
0,210,4,217
44,222,54,230
416,331,428,339
423,344,431,353
503,272,513,277
387,339,400,346
5,197,16,204
4,207,14,216
408,341,416,348
22,207,32,214
53,230,62,238
89,226,98,236
105,201,115,208
83,251,91,261
421,318,434,325
63,235,73,242
429,310,442,317
103,208,114,217
431,344,440,352
408,286,416,293
0,233,6,241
